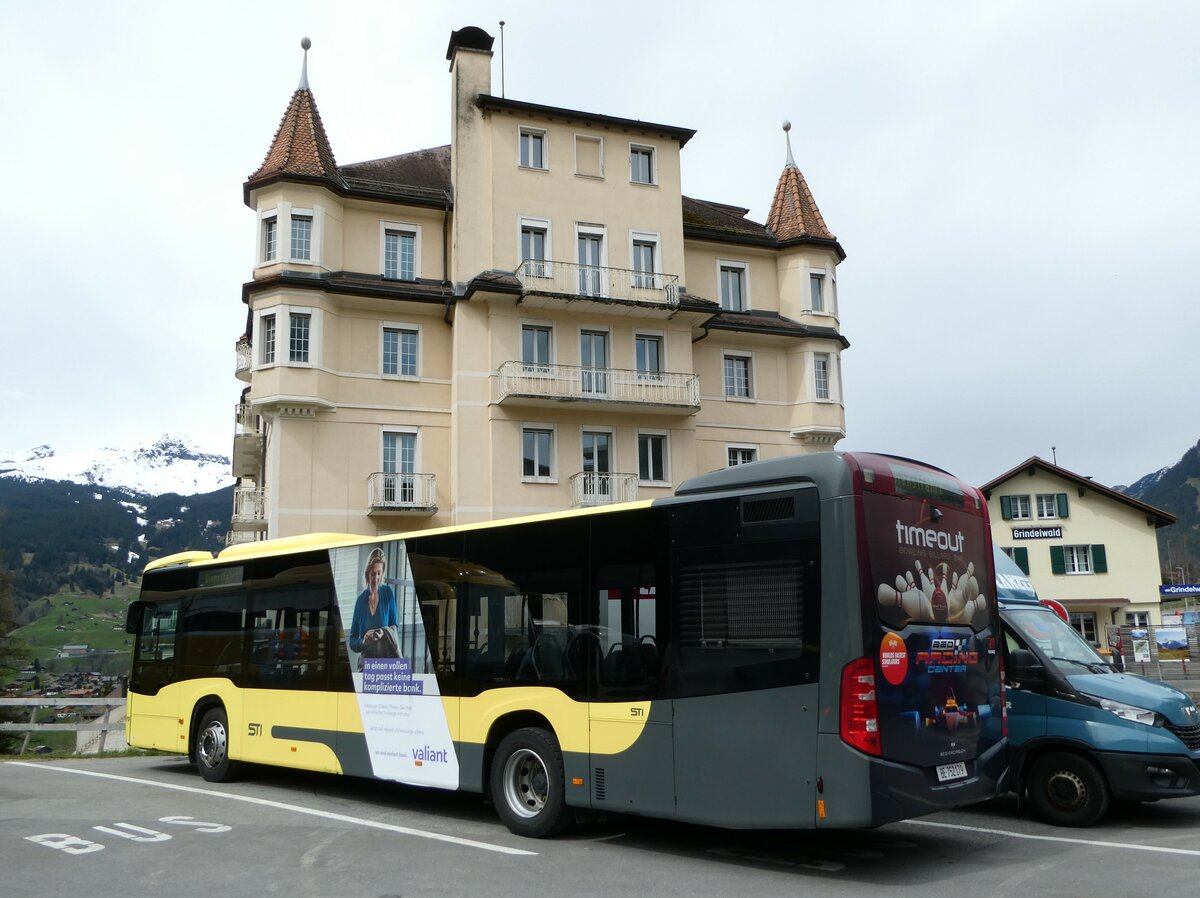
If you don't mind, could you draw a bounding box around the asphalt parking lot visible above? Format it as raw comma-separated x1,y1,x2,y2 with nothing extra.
4,755,1199,898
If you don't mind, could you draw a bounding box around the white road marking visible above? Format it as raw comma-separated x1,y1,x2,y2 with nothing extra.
901,817,1200,857
5,761,536,857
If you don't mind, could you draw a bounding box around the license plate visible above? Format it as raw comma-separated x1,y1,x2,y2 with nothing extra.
936,762,968,783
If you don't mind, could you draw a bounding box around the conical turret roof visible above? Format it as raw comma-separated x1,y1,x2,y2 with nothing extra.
247,43,339,187
766,126,834,242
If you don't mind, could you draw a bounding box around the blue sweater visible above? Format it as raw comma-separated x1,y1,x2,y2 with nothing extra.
348,585,397,652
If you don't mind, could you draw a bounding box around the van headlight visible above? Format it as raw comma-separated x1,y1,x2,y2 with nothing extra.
1098,698,1164,727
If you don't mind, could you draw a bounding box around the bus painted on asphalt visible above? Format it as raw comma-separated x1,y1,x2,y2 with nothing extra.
125,452,1008,837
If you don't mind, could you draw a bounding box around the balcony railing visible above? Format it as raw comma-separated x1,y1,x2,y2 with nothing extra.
569,472,639,508
367,472,437,515
235,338,252,382
516,259,680,309
234,402,262,435
497,360,700,412
231,487,267,530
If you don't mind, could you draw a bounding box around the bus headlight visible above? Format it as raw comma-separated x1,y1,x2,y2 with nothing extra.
1098,698,1163,727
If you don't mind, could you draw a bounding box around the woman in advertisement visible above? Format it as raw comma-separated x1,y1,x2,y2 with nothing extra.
348,547,399,660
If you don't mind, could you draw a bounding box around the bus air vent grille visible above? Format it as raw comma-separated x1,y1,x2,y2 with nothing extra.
742,496,794,525
594,768,606,801
1166,722,1200,750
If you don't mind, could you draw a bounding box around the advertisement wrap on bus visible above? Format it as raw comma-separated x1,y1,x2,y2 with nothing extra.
329,540,458,789
124,451,1008,838
865,463,1001,787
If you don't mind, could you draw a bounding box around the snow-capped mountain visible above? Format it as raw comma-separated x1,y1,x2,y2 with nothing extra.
0,434,233,497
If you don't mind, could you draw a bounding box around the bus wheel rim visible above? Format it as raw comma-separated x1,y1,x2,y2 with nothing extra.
199,720,228,770
502,748,549,819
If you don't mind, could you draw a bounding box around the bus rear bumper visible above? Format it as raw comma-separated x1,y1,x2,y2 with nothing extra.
867,737,1010,826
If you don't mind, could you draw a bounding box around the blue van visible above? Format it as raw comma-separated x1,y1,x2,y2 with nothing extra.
996,548,1200,825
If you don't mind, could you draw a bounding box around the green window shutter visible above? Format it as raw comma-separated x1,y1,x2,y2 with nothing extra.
1050,545,1065,575
1014,547,1030,575
1001,496,1013,520
1092,544,1107,574
1057,493,1069,518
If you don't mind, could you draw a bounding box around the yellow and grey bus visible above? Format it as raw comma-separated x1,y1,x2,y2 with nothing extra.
125,452,1008,837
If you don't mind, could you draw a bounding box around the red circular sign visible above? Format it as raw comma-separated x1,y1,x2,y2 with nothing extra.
879,632,909,685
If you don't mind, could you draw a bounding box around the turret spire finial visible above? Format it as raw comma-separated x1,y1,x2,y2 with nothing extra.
782,120,796,169
299,37,311,90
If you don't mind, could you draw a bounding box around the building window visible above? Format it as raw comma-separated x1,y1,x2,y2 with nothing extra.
809,273,825,312
635,334,662,378
1051,544,1107,575
520,222,548,277
520,128,546,169
288,312,310,363
522,427,553,480
724,354,752,398
631,236,657,289
719,262,746,312
383,431,417,503
580,330,609,396
630,145,655,184
1001,546,1030,574
290,215,312,261
577,229,605,296
260,314,276,365
638,433,667,483
1002,495,1032,520
1036,493,1069,518
1064,545,1091,574
1126,611,1149,628
1069,612,1098,644
814,353,830,400
262,216,277,262
522,324,552,370
384,229,416,280
727,446,757,467
383,327,418,377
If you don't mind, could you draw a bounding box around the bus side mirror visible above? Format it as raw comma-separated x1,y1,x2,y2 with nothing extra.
1008,648,1044,689
125,601,145,635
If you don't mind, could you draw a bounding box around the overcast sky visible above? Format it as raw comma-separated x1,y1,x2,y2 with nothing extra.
2,1,1195,489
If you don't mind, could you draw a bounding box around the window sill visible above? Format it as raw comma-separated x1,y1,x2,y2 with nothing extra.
575,172,605,181
518,165,549,173
521,477,559,485
382,374,420,382
629,180,659,188
724,395,756,403
638,480,671,488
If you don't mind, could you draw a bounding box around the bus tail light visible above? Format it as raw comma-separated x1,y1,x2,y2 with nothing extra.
841,656,881,756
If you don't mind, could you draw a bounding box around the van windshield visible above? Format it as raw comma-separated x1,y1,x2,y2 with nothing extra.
1006,607,1112,673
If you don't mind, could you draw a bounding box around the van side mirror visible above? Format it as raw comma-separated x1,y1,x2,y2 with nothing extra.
125,601,145,635
1008,648,1045,689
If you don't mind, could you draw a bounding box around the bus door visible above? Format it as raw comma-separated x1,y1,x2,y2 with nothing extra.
668,490,822,828
588,573,673,818
127,599,183,752
242,586,341,773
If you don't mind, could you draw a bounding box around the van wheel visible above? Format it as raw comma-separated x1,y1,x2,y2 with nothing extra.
1027,752,1109,827
196,708,242,783
490,727,573,838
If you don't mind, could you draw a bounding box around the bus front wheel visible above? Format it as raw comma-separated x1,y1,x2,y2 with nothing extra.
196,708,242,783
1027,752,1109,827
490,727,573,838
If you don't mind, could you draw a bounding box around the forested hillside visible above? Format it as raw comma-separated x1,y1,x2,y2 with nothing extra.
1121,440,1200,582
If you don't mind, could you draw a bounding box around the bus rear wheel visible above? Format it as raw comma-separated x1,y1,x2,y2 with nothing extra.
490,727,573,838
1027,752,1109,827
196,708,242,783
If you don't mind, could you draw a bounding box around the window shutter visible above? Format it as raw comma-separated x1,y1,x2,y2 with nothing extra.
1014,547,1030,575
1049,545,1065,575
1001,496,1012,520
1057,493,1069,518
1092,544,1107,574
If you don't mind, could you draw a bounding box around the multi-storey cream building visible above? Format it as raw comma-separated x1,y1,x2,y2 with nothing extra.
231,26,849,541
982,457,1175,642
